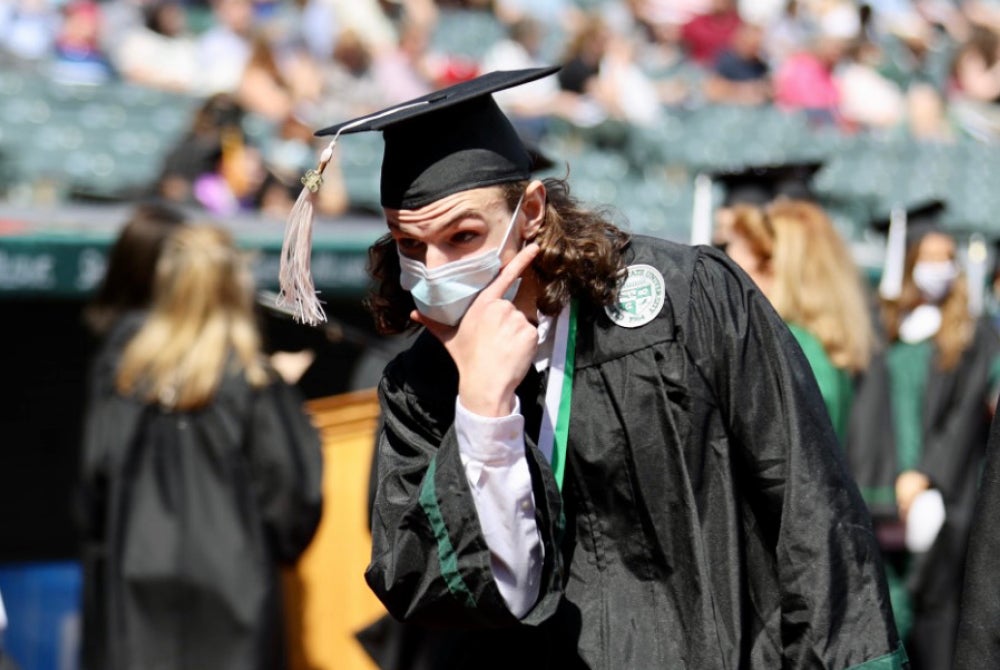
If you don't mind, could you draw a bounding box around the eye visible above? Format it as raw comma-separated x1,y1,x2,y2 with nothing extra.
450,230,481,245
396,237,424,253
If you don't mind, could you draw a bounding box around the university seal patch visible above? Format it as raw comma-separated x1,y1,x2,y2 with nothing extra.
605,264,665,328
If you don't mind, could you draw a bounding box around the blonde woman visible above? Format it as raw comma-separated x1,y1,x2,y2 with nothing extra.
726,199,875,440
79,225,322,670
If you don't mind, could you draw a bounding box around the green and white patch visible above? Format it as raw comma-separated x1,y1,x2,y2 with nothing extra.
605,264,665,328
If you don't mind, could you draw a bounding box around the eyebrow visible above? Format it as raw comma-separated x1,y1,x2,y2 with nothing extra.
387,209,486,234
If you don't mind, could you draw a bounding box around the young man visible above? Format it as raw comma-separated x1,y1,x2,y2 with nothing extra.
291,67,906,668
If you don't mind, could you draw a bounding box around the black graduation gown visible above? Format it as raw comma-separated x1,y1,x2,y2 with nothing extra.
900,321,998,670
79,315,323,670
848,316,999,669
953,393,1000,669
366,236,904,669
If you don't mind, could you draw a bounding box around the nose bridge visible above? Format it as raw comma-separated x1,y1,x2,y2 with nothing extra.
423,243,450,270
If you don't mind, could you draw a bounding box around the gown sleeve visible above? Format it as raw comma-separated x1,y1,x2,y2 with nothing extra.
918,320,1000,500
365,344,565,628
953,396,1000,669
244,380,324,564
684,248,906,669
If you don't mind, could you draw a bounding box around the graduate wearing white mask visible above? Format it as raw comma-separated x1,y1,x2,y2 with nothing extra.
279,67,905,669
872,200,1000,670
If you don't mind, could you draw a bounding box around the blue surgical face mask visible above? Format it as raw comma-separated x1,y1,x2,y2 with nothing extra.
398,195,525,326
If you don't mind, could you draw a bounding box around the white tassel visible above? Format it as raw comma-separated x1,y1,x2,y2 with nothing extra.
278,99,431,323
690,173,714,246
278,179,327,325
879,206,908,301
966,234,988,317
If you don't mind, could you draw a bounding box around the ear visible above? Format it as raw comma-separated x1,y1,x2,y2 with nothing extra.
520,179,547,241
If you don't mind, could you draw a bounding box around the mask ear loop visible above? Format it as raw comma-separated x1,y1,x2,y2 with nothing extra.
498,191,527,256
278,100,430,324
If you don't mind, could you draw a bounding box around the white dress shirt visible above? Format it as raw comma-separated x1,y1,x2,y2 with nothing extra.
453,311,556,618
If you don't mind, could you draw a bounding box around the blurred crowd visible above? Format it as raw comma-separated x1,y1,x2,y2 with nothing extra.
5,0,1000,219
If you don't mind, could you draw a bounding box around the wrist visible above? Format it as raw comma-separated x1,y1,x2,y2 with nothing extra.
458,385,517,418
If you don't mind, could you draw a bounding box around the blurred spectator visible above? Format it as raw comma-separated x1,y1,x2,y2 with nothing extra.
257,117,348,220
963,0,1000,35
764,0,813,65
952,24,1000,102
372,19,435,104
482,18,586,135
558,16,663,126
878,12,952,94
838,39,907,131
870,12,955,139
295,0,339,61
558,16,608,95
80,223,322,670
51,1,114,85
949,24,1000,138
112,0,198,93
774,6,859,125
319,29,384,120
325,0,397,55
236,33,319,122
0,0,59,61
157,93,265,216
598,33,663,125
635,0,711,35
704,23,771,105
493,0,581,32
197,0,254,95
680,0,742,66
84,202,188,338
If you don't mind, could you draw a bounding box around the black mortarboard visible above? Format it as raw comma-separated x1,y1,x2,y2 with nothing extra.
278,66,561,325
712,161,824,207
870,199,946,247
315,66,560,209
873,199,948,300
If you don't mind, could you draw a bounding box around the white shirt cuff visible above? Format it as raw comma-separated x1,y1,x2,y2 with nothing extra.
453,396,542,618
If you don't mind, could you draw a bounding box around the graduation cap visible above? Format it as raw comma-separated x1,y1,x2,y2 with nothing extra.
870,199,946,245
872,200,947,301
689,161,823,246
278,66,561,325
712,161,824,207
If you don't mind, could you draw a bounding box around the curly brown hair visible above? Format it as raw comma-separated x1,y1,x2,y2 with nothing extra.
364,177,630,335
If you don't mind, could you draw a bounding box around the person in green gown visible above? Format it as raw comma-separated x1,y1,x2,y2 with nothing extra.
873,216,1000,670
724,199,876,442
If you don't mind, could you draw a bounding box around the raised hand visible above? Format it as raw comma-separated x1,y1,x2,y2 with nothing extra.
412,243,541,417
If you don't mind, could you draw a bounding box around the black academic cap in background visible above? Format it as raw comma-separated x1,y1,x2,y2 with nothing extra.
873,199,948,300
711,161,824,207
870,199,946,246
315,66,560,209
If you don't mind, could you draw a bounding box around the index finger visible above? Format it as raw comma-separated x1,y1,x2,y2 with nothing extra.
480,243,540,301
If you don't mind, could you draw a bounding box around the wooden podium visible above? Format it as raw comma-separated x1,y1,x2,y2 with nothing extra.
283,389,388,670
